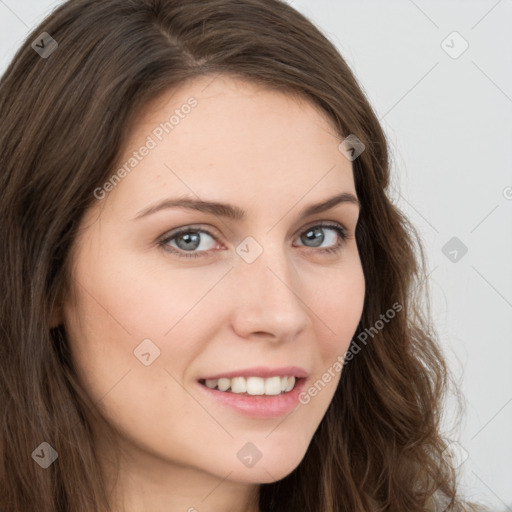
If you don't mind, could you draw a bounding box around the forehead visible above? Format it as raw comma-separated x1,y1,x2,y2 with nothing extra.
102,74,356,220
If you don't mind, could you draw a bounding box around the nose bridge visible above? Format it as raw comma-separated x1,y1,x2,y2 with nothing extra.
230,239,310,338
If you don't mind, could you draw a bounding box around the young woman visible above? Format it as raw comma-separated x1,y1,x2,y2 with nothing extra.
0,0,487,511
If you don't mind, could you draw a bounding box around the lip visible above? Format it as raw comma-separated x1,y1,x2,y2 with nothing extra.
198,366,309,380
196,376,307,419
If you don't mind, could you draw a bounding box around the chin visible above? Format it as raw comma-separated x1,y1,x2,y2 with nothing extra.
219,444,307,484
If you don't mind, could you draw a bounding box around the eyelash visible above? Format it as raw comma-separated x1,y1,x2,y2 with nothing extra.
157,222,349,259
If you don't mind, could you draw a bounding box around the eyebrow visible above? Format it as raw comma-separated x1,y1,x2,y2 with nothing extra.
133,192,360,221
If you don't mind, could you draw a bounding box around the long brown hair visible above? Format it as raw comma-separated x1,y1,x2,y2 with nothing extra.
0,0,484,510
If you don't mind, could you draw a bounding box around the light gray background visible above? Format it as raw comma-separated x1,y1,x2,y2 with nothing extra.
1,0,511,509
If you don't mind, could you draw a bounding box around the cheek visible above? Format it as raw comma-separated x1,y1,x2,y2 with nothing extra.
310,256,365,357
61,248,164,409
67,241,218,342
290,255,365,411
93,247,230,336
62,261,207,455
62,247,229,403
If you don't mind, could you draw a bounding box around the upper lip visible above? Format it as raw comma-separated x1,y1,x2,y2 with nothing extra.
199,366,309,381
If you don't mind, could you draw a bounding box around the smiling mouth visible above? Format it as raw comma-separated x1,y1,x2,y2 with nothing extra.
198,376,303,396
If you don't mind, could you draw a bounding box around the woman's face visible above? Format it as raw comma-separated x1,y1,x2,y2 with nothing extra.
61,75,365,487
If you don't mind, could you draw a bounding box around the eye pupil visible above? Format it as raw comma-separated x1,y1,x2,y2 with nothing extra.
302,228,324,247
176,232,200,250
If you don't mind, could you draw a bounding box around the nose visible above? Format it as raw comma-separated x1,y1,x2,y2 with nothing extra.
228,246,311,342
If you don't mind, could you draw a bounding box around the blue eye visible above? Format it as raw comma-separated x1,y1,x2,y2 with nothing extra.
161,228,217,256
295,224,347,253
158,222,348,259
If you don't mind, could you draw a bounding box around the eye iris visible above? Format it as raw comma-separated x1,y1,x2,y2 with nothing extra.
302,227,324,247
176,232,200,251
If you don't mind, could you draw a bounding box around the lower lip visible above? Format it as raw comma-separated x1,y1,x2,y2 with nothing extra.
196,378,307,419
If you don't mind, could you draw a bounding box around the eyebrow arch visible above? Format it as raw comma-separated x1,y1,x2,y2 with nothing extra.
133,192,360,222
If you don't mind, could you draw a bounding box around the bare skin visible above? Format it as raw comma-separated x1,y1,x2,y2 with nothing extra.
55,74,365,512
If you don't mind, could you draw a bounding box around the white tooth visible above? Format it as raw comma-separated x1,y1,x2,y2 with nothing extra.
246,376,265,395
231,377,247,393
285,376,295,392
265,376,282,395
212,375,296,395
217,378,231,391
205,379,218,389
